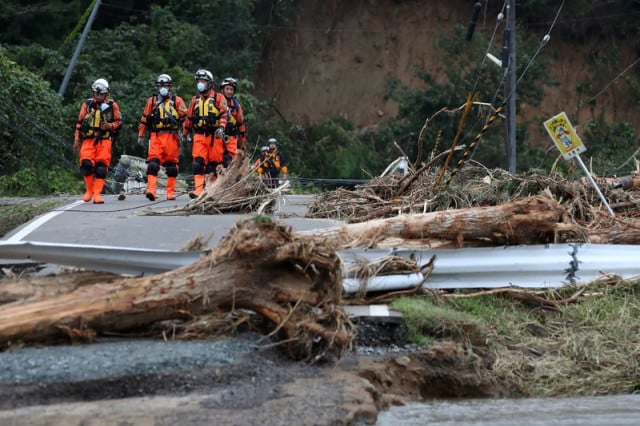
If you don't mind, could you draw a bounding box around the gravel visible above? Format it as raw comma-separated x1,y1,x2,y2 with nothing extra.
0,335,261,385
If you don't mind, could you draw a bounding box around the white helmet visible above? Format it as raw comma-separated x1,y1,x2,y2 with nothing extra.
194,69,214,83
268,138,278,145
91,78,109,94
155,74,173,86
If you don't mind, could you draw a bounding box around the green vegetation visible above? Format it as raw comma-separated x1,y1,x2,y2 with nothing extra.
0,200,62,237
390,280,640,396
391,297,488,346
1,0,639,196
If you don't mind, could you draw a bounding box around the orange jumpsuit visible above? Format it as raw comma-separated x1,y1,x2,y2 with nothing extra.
222,95,247,166
74,96,122,203
138,94,187,200
258,149,288,189
183,89,228,196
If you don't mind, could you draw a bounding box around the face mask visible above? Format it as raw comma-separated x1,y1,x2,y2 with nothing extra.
159,87,169,97
197,82,206,92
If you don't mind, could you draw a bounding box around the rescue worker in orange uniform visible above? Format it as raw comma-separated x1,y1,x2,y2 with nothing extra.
253,145,269,171
219,77,247,166
74,78,122,204
137,74,188,201
183,69,229,198
257,138,288,189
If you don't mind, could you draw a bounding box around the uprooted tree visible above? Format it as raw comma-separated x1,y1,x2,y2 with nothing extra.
0,218,355,362
301,195,570,249
5,157,638,361
0,194,575,358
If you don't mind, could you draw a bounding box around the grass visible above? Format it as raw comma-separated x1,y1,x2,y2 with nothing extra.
0,200,60,238
390,281,640,397
391,296,489,346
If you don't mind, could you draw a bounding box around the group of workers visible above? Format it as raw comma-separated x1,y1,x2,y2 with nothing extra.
73,70,288,203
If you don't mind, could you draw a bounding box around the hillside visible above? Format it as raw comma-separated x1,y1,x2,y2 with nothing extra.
256,0,640,143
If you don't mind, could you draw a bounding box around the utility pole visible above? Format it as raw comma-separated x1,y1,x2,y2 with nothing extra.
504,0,517,173
58,0,102,96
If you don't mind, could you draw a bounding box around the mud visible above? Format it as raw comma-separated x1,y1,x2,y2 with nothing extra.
0,324,504,425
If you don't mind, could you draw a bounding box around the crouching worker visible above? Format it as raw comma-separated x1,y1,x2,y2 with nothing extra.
74,78,122,204
257,138,288,189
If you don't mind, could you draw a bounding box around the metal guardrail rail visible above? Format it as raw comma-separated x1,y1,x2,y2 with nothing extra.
0,241,205,276
1,241,638,289
340,244,640,290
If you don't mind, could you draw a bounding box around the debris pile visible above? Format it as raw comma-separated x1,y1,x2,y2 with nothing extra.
0,219,355,362
308,164,640,246
147,150,280,216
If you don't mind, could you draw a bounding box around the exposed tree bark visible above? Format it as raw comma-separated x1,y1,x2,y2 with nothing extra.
301,195,569,249
584,218,640,244
0,219,355,362
0,271,120,304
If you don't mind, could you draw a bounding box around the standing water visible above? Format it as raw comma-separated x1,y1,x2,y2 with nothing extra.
376,394,640,425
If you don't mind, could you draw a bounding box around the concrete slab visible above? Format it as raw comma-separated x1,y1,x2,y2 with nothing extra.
344,305,403,319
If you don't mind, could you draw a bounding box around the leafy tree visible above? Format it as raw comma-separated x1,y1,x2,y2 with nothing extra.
166,0,262,77
0,1,86,48
0,45,80,195
581,119,639,175
2,0,640,195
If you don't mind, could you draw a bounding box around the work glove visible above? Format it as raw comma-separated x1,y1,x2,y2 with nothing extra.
100,122,114,131
137,136,146,147
73,140,80,154
214,126,225,139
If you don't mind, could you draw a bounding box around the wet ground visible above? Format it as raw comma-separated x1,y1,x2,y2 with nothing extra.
0,326,419,425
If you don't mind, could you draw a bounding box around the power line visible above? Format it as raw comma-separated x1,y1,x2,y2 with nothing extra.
514,1,564,89
98,2,640,35
579,57,640,108
0,94,69,147
0,109,74,169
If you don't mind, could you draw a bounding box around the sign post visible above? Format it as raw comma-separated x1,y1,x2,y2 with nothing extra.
543,111,615,217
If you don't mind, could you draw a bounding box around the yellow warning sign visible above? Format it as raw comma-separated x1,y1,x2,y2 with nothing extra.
543,112,586,159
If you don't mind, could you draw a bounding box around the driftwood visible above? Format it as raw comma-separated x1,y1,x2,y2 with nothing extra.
301,195,569,249
147,150,279,216
582,217,640,244
0,219,355,361
308,163,640,228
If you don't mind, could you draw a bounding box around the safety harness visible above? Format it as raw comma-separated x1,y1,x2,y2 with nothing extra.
78,99,115,139
262,150,282,170
146,95,180,133
192,93,224,134
224,97,241,136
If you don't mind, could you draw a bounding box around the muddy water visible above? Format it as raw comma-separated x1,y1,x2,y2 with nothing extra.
376,394,640,425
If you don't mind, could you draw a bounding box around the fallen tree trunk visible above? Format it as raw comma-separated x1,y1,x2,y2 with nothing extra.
0,219,354,361
300,195,569,249
583,218,640,244
0,271,120,304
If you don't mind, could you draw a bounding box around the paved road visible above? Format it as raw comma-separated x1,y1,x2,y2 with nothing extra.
0,193,345,276
3,193,342,250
